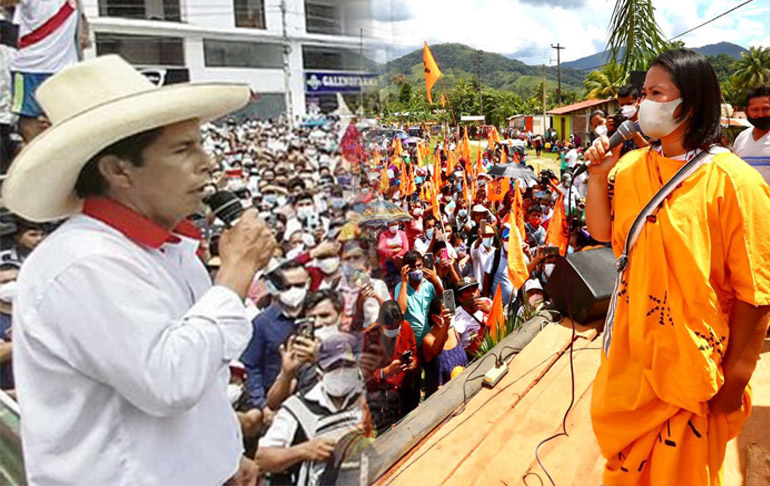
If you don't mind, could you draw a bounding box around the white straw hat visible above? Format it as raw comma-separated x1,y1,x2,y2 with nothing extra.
3,55,252,221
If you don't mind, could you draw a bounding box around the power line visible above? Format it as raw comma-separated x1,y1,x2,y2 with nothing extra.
569,0,757,73
669,0,756,40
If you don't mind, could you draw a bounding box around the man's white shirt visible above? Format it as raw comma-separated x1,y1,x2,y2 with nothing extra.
13,214,251,485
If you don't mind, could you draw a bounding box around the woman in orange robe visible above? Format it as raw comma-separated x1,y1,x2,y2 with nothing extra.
585,49,770,486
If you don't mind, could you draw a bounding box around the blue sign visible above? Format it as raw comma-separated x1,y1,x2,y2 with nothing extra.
304,71,379,93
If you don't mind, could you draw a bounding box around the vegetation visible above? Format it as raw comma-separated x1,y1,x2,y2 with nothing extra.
606,0,670,71
583,62,629,100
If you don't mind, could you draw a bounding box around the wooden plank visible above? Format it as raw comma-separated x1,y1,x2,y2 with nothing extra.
746,443,770,486
378,324,588,486
362,317,546,484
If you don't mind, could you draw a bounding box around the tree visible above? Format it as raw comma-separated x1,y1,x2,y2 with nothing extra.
391,73,407,86
733,46,770,93
398,82,413,105
584,62,629,100
607,0,670,72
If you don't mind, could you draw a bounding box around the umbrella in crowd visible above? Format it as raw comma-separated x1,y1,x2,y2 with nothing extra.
487,163,538,183
357,199,412,227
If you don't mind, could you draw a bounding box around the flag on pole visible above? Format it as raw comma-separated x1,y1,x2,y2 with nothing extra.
447,150,458,174
476,144,485,175
440,93,446,108
507,222,530,291
486,285,505,341
486,177,510,202
423,42,442,104
461,126,471,162
380,166,389,192
512,180,526,239
545,195,570,255
430,184,441,220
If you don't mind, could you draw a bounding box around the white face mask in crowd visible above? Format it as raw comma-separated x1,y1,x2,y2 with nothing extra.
317,256,340,275
315,325,340,342
638,98,686,139
594,124,608,137
620,104,638,119
382,325,400,339
0,281,17,304
227,384,244,405
322,366,363,398
482,237,493,249
279,285,307,309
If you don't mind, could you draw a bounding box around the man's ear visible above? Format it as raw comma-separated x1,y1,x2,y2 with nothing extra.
97,155,134,190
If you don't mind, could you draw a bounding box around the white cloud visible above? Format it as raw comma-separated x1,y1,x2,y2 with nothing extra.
370,0,767,65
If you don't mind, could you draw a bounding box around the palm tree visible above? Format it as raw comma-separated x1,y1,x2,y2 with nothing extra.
584,62,629,100
733,46,770,93
607,0,669,71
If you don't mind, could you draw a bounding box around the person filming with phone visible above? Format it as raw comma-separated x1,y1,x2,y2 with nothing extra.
584,48,770,486
422,297,467,398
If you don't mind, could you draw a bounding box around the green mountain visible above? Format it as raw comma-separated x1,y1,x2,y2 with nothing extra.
379,43,585,100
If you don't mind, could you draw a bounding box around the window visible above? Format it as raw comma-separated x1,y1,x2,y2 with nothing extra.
233,0,266,29
302,46,360,71
305,1,342,35
98,0,181,22
95,34,184,66
204,40,283,69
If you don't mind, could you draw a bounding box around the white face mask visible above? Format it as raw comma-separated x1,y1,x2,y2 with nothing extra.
544,263,556,279
638,98,685,139
389,225,399,234
227,384,244,405
594,124,608,137
322,366,363,397
296,206,314,220
482,237,493,249
0,281,17,304
382,326,400,339
317,257,340,275
279,285,307,309
620,104,638,118
316,325,340,342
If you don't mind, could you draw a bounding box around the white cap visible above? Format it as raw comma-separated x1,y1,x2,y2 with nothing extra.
524,279,544,293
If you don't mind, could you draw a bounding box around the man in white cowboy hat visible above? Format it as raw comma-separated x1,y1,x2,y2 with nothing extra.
3,55,276,485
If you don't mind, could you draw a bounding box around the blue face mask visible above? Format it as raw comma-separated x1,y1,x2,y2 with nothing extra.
425,229,434,241
458,209,468,218
415,176,424,184
408,270,424,282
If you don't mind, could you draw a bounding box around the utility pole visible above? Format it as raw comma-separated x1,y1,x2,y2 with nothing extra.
280,0,294,122
476,50,483,115
542,64,547,137
550,43,565,106
359,27,364,117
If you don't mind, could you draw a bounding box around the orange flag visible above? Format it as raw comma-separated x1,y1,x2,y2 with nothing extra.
373,146,381,167
430,184,441,220
423,42,443,104
486,285,505,341
447,150,458,174
476,145,485,175
500,146,507,164
512,180,526,239
486,177,510,203
399,161,408,194
507,222,530,291
380,166,389,192
407,163,416,195
461,126,471,162
545,195,570,255
440,93,446,108
416,143,424,167
462,171,470,205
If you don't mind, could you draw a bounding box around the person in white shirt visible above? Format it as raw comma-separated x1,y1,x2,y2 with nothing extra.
470,223,496,285
451,277,491,353
3,56,274,485
565,144,579,170
8,0,89,142
733,86,770,185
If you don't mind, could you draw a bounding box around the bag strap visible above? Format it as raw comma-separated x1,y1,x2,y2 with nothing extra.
603,146,719,356
615,147,717,272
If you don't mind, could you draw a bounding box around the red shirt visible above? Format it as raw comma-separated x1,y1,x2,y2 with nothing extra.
366,321,418,391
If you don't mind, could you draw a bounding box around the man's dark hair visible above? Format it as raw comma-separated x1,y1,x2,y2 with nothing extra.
746,86,770,105
528,205,543,215
294,192,314,205
75,128,163,198
268,259,308,290
428,296,445,319
402,250,423,269
617,84,639,99
648,48,723,151
303,289,342,315
378,300,403,328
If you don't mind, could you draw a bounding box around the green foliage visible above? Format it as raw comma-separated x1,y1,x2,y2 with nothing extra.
583,62,629,99
706,53,738,84
398,82,413,104
733,46,770,94
473,300,549,358
607,0,670,72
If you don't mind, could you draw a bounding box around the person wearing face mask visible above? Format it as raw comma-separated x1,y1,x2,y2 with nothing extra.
285,192,330,245
339,241,390,331
364,301,418,435
422,298,468,397
293,240,343,292
732,86,770,186
0,262,19,393
483,224,517,303
396,251,444,350
589,110,608,143
377,221,409,279
471,223,497,285
241,261,311,412
413,215,437,255
266,290,343,412
524,205,547,247
257,332,370,486
466,204,491,246
585,49,770,486
451,277,492,356
609,84,650,157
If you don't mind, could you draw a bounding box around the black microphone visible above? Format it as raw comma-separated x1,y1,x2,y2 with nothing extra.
572,120,638,178
206,190,244,228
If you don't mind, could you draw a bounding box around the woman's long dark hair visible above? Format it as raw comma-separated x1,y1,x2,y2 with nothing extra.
648,48,723,151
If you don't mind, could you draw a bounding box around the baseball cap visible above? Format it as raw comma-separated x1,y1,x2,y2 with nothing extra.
456,277,479,293
319,332,359,370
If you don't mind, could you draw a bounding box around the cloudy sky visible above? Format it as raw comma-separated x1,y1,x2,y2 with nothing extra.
367,0,770,64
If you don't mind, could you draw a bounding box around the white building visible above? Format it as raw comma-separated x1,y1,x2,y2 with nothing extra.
82,0,377,120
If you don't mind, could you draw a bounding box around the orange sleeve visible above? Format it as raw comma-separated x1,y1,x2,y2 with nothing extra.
719,161,770,306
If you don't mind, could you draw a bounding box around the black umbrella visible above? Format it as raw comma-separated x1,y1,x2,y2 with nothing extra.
487,163,538,183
